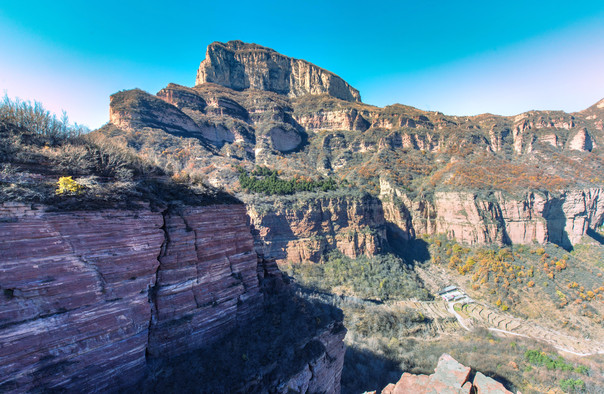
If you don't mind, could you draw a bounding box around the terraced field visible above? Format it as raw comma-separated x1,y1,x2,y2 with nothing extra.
462,303,604,356
393,300,461,333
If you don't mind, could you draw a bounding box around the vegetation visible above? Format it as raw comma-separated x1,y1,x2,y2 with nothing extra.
238,165,338,195
55,176,83,195
0,96,237,209
286,251,431,301
0,94,86,141
420,235,604,322
524,350,588,374
559,378,586,392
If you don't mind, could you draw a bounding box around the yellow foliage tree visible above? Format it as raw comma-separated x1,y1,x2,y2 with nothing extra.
56,176,83,195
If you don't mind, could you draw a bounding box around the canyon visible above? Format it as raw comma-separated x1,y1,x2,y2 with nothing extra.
2,39,603,393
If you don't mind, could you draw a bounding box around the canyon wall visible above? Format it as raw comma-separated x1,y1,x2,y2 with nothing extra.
381,180,604,249
0,202,345,392
244,185,603,266
247,193,388,263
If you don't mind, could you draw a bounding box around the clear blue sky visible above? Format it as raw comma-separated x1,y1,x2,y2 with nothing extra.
1,0,603,128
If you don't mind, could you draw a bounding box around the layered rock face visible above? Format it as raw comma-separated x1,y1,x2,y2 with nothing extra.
247,194,388,263
196,40,361,102
380,354,512,394
147,205,263,357
0,202,345,392
0,204,164,392
381,180,604,248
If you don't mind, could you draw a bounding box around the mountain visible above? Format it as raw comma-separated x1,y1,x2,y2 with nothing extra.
3,40,602,393
96,42,604,392
196,40,362,102
100,40,604,256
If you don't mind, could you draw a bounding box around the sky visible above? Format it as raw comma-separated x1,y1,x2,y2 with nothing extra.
1,0,603,129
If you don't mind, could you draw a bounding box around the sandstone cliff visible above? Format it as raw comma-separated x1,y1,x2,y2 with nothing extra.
246,193,388,263
196,40,361,102
381,179,604,249
0,202,345,392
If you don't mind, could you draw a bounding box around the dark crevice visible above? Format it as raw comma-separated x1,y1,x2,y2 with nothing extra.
146,207,169,360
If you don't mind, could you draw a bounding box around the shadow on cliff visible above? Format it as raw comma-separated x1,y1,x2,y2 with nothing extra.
386,225,431,267
543,199,573,251
586,227,604,244
341,346,402,394
133,281,345,393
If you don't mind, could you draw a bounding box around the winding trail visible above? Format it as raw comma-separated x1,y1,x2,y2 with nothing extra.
447,302,471,331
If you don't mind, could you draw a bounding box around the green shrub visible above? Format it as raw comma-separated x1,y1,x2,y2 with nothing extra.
559,378,585,392
239,166,338,195
524,349,587,374
288,251,430,301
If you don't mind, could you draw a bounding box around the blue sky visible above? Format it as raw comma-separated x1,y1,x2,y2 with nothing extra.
1,0,603,128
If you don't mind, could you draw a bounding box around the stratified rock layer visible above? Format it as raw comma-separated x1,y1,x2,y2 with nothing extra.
247,194,387,263
196,40,361,102
148,205,263,357
0,204,164,392
381,180,604,249
0,202,345,392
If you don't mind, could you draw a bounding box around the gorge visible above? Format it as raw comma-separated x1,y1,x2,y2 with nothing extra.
1,40,603,393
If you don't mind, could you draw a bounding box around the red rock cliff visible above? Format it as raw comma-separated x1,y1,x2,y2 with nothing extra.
0,202,345,392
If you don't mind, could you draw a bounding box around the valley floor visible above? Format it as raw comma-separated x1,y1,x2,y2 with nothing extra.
288,240,604,394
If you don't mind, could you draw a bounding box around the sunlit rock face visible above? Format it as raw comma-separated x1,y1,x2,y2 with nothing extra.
379,354,513,394
196,40,362,102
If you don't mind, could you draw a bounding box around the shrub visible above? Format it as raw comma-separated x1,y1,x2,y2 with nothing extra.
56,176,83,195
0,94,86,141
239,166,338,195
559,378,585,392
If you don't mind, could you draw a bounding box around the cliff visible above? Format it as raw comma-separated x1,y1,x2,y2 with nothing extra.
196,40,361,102
246,193,388,263
380,180,604,249
0,202,345,392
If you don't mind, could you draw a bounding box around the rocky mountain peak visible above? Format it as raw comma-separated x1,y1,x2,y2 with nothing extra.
195,40,362,102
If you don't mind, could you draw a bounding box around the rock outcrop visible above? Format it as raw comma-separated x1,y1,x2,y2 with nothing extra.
247,193,388,263
110,88,201,135
0,202,345,392
196,40,361,102
380,354,512,394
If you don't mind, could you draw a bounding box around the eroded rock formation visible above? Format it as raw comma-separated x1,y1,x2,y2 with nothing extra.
380,179,604,249
196,40,361,102
247,193,388,263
